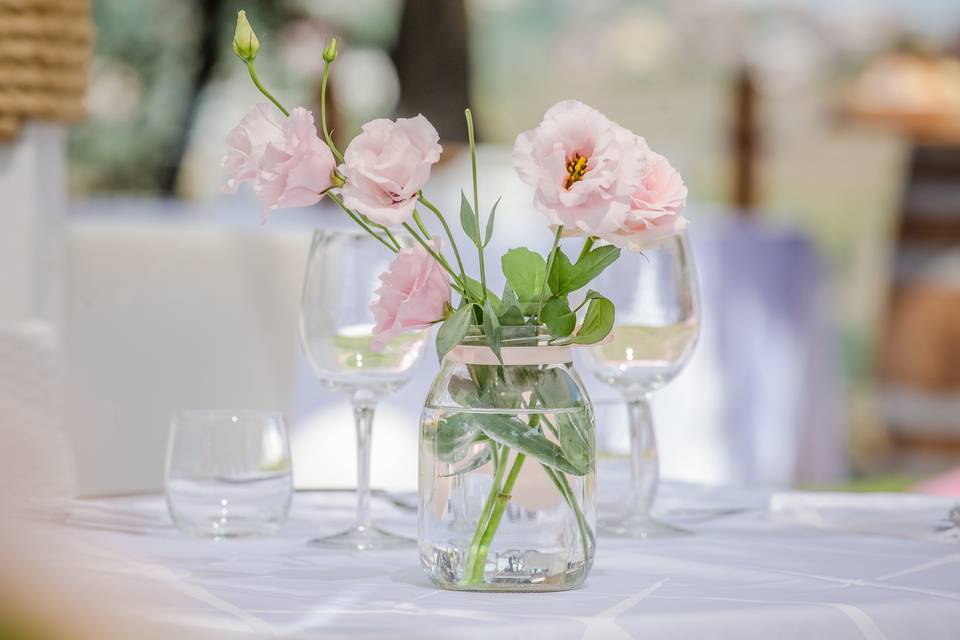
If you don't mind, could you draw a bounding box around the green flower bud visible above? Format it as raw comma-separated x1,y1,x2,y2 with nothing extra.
323,37,338,64
232,10,260,62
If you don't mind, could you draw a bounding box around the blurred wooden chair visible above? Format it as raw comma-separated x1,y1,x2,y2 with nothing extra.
879,143,960,467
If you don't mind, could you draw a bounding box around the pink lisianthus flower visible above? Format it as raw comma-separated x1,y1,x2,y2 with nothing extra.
512,100,645,239
254,108,337,216
221,104,336,219
370,237,451,351
221,103,283,193
339,114,442,227
597,150,689,251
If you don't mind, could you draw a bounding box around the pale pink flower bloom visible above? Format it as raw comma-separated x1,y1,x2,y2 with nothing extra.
222,104,336,219
370,237,451,351
254,107,336,216
598,151,689,250
221,103,283,193
512,100,645,239
340,115,442,227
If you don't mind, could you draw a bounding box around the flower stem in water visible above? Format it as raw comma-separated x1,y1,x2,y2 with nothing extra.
467,451,526,584
462,443,506,582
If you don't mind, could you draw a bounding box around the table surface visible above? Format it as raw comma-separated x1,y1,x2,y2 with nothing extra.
25,481,960,640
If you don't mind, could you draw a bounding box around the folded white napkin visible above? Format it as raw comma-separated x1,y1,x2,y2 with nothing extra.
769,491,959,542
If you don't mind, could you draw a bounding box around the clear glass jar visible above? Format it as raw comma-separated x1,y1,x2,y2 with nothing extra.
419,331,596,591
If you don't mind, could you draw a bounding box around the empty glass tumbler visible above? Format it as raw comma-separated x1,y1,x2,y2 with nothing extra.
165,410,293,538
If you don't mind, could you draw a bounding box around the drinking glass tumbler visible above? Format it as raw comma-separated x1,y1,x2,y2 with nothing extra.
165,410,293,538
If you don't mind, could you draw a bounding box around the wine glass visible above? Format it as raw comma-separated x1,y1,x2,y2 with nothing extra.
580,232,700,538
300,228,427,550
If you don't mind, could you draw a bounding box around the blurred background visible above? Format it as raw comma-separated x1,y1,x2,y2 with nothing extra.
3,0,960,501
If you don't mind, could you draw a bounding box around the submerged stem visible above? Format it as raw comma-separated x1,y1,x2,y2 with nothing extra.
462,443,507,583
467,451,526,584
542,464,593,566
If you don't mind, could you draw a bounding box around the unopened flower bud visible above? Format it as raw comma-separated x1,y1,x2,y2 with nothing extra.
323,37,338,64
232,10,260,62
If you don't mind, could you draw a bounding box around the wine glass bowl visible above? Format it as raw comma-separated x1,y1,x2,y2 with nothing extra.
300,230,426,394
581,232,700,538
587,320,699,394
299,228,426,550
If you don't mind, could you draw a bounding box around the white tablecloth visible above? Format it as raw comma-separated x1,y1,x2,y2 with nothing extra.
22,482,960,639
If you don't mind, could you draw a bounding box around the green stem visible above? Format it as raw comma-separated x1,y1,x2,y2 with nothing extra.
319,61,345,162
462,443,507,582
464,109,487,303
536,225,564,320
419,194,468,283
368,220,402,251
577,236,596,262
542,464,593,565
468,451,526,584
572,296,592,313
245,61,289,117
412,210,432,239
325,192,396,253
532,394,594,563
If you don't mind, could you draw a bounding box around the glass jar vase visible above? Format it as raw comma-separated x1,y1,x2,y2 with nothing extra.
419,331,596,591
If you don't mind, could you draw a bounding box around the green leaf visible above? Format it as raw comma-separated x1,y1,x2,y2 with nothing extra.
436,304,474,362
498,306,526,326
541,296,576,338
535,367,580,408
536,369,592,475
441,413,585,475
573,289,604,312
554,411,592,475
434,415,481,463
501,281,520,309
463,277,501,309
497,283,526,326
459,191,480,246
483,197,501,248
572,295,615,344
440,444,492,477
568,245,620,292
501,247,549,303
448,374,480,407
482,298,502,364
548,249,575,295
466,363,493,397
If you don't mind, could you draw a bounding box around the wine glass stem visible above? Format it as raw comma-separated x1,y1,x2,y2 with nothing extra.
625,394,658,517
351,396,376,530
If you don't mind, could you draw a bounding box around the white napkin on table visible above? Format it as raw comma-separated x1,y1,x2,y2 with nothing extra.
769,491,960,542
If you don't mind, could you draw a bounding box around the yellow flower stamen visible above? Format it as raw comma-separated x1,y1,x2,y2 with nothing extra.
564,153,589,189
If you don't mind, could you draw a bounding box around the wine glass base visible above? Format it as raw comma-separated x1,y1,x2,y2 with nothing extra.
309,523,415,551
599,513,692,539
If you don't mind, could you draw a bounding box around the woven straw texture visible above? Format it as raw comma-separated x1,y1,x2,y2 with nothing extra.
0,0,91,140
